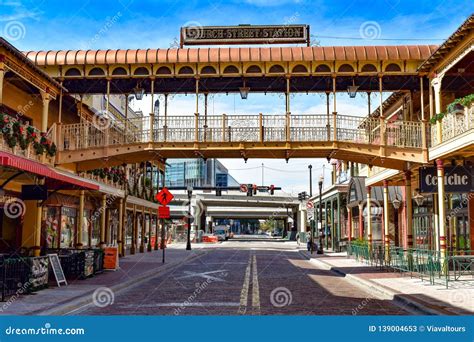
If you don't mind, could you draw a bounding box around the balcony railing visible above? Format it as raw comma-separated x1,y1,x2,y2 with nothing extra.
57,113,424,152
431,105,474,146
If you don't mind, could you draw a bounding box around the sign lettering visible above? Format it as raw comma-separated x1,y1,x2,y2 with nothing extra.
419,166,473,193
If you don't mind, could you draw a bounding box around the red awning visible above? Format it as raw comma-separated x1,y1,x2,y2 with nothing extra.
0,151,99,191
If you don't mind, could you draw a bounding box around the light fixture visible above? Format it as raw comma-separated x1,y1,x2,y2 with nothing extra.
392,196,402,210
413,190,425,207
133,84,145,100
239,79,250,100
347,78,359,98
154,99,160,116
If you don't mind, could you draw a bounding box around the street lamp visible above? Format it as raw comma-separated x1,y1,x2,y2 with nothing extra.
308,164,313,197
239,79,250,99
186,185,193,251
347,78,359,98
317,174,324,254
133,84,145,100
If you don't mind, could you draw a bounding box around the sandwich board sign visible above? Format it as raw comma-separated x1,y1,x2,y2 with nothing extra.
48,254,67,287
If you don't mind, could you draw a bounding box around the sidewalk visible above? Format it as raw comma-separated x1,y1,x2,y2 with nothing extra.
0,246,205,316
299,249,474,315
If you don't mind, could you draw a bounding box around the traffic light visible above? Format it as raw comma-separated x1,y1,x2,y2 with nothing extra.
252,184,257,195
270,184,275,195
216,188,222,196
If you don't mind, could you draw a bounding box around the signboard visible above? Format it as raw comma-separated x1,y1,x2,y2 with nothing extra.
158,206,170,219
181,24,309,46
29,256,49,289
419,166,473,193
47,254,67,287
21,184,48,201
306,201,314,209
103,247,119,271
307,208,315,221
240,184,248,193
156,187,174,206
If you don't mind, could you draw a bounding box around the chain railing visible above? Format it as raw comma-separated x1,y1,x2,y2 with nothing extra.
57,113,425,152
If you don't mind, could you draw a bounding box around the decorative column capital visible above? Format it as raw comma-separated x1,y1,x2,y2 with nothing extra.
383,180,389,187
403,170,412,181
436,159,444,170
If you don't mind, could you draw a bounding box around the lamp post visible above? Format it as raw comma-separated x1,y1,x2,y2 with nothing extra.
186,186,193,251
308,164,313,197
318,174,324,254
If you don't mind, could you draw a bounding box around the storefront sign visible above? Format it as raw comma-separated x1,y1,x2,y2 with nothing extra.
419,166,474,193
181,25,309,46
28,256,49,290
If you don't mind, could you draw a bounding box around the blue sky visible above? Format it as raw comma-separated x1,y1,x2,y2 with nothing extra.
1,1,472,194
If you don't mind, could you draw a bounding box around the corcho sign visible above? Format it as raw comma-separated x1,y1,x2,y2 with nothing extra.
419,166,473,193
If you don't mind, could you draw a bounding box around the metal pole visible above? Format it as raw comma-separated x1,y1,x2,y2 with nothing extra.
318,178,324,254
261,163,264,186
308,165,313,197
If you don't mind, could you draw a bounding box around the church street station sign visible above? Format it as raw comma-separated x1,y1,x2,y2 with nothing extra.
180,24,310,46
419,166,474,193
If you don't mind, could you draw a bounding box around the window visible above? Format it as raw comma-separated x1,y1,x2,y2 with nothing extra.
89,67,105,76
338,64,354,72
246,65,262,73
361,64,377,72
201,66,217,74
134,67,149,76
385,63,401,72
65,68,81,76
112,67,127,76
292,64,308,73
178,66,194,75
315,64,331,72
269,65,285,73
157,66,172,74
223,65,239,74
60,207,77,248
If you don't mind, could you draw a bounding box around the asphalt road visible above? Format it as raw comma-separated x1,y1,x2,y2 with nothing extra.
73,240,411,315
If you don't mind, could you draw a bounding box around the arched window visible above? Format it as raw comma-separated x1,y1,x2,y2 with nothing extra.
338,64,354,72
315,64,331,72
178,66,194,75
112,67,127,76
65,68,81,76
361,64,377,72
246,65,262,73
134,67,149,76
156,66,172,74
385,63,401,72
223,65,239,74
269,65,285,73
88,67,105,76
201,66,217,74
292,64,308,73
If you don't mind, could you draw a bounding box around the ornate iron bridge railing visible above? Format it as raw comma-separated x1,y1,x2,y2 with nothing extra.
431,105,474,146
58,113,424,152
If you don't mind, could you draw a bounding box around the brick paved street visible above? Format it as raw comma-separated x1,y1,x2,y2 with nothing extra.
75,240,410,315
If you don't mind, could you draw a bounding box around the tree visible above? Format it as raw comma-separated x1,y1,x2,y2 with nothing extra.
260,218,275,232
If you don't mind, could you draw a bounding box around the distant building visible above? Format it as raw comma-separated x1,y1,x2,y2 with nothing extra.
165,159,239,188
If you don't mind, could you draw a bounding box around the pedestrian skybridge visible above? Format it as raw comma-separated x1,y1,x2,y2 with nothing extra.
55,113,425,171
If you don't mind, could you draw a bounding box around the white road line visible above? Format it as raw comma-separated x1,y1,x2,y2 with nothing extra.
118,302,240,308
238,254,252,314
251,255,261,315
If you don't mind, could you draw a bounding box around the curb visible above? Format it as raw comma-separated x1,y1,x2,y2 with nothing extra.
35,250,206,316
298,250,457,316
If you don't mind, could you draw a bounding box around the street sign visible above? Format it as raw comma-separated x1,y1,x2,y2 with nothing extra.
158,206,170,219
307,208,315,220
306,201,314,209
240,184,248,193
419,166,474,193
156,187,174,206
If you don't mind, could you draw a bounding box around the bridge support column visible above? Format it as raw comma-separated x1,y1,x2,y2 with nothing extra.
436,159,447,271
147,208,152,252
76,190,85,248
131,205,137,254
404,171,413,248
383,180,390,262
298,202,307,234
366,186,372,245
432,77,443,143
99,194,107,248
140,207,146,253
40,91,51,132
118,198,124,256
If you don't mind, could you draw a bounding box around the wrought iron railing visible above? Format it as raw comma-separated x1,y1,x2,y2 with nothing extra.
57,113,425,152
431,105,474,146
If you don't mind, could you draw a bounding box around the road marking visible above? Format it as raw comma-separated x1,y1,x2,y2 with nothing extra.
238,254,252,314
175,270,228,282
251,255,261,315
